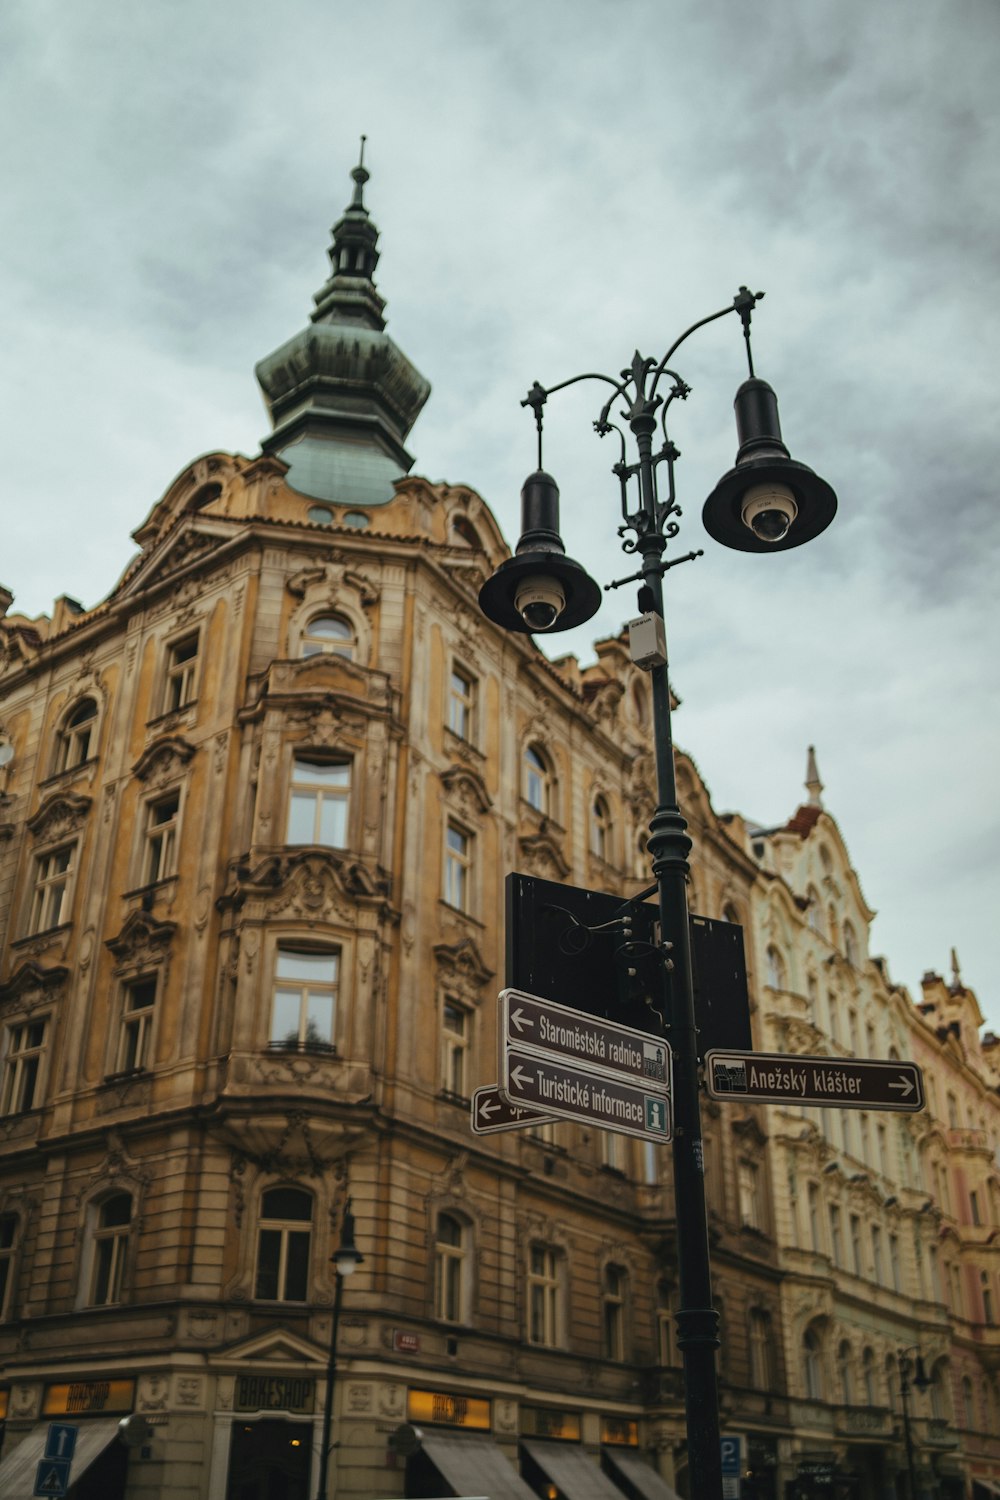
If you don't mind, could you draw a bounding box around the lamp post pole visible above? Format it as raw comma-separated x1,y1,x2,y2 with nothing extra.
316,1199,364,1500
479,289,837,1500
898,1347,930,1500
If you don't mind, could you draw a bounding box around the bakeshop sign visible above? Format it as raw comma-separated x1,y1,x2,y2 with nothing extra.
235,1376,315,1413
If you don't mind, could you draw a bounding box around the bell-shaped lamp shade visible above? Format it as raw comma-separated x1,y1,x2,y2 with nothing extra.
479,471,602,634
702,378,837,553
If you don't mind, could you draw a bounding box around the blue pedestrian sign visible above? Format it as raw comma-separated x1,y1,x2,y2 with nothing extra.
44,1425,78,1462
720,1433,742,1500
33,1457,71,1497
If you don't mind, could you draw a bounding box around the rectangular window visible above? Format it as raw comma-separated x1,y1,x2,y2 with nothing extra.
91,1196,131,1306
850,1213,862,1276
448,667,476,742
738,1162,761,1230
444,823,472,912
115,978,157,1074
1,1020,48,1115
829,1205,843,1267
603,1266,626,1360
872,1225,883,1283
808,1183,821,1252
29,846,75,932
143,792,180,884
441,1001,469,1098
601,1130,623,1173
163,633,199,713
287,757,351,847
889,1232,901,1292
0,1213,16,1318
270,948,338,1050
642,1140,658,1186
528,1246,561,1347
971,1190,982,1226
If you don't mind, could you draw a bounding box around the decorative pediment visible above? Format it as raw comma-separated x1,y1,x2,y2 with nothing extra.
26,789,91,842
440,763,492,816
217,1326,327,1367
0,625,40,677
287,562,378,608
133,735,197,784
731,1113,769,1149
518,830,570,881
434,937,494,999
106,909,177,966
263,853,363,925
0,961,69,1010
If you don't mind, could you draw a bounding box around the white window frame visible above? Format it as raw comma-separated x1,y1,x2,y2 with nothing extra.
590,795,612,861
114,976,157,1074
142,790,180,885
1,1018,49,1115
448,665,476,742
254,1186,314,1303
602,1263,627,1361
90,1193,132,1306
54,698,98,773
749,1309,773,1390
443,821,473,913
286,756,352,848
28,844,76,933
527,1244,562,1348
270,948,339,1051
434,1212,468,1324
300,614,354,660
162,632,200,714
441,1000,470,1098
738,1160,762,1230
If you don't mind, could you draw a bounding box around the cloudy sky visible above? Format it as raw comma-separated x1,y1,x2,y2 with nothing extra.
3,1,997,1029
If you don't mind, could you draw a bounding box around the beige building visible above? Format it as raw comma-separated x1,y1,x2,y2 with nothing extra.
0,159,790,1500
0,157,997,1500
741,752,1000,1500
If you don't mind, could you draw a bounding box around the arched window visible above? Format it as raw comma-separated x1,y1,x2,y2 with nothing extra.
837,1340,853,1404
452,516,482,550
749,1309,774,1390
803,1326,824,1399
930,1361,948,1420
91,1193,132,1306
722,903,740,929
765,946,786,991
434,1212,468,1323
55,698,98,773
523,744,552,815
602,1263,628,1361
862,1346,877,1405
590,796,612,861
982,1271,995,1326
255,1187,313,1302
962,1374,975,1429
301,614,354,660
807,887,824,936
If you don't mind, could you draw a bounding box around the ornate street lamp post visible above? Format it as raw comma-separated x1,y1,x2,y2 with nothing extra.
316,1199,364,1500
898,1347,932,1500
479,288,837,1499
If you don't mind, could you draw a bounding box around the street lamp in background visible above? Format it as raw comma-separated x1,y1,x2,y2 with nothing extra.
479,287,837,1500
316,1198,364,1500
898,1347,932,1500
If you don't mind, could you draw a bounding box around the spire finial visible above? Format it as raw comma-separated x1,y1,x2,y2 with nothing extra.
805,745,824,807
950,948,962,989
350,134,370,213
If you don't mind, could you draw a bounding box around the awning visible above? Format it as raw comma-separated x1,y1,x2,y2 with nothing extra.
420,1431,537,1500
972,1481,1000,1500
522,1438,624,1500
0,1418,122,1500
603,1447,683,1500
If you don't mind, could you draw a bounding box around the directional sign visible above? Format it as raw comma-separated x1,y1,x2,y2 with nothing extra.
502,1046,672,1140
34,1459,71,1498
44,1425,78,1462
705,1050,924,1112
500,989,671,1089
470,1085,555,1135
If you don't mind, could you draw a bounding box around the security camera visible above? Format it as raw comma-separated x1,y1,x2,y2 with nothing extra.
515,574,566,631
741,482,798,544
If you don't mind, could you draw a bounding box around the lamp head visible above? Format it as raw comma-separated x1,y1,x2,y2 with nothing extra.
332,1199,364,1277
702,378,837,553
479,471,602,634
912,1355,931,1392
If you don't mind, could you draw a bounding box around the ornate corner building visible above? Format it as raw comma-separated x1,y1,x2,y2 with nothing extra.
0,159,997,1500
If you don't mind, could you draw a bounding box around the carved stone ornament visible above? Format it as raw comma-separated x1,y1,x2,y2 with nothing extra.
264,853,358,925
440,763,492,817
0,961,69,1015
434,937,493,1001
26,789,91,843
106,909,176,970
132,734,197,784
518,829,570,880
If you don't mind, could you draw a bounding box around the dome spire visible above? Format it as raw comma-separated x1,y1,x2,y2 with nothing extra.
312,135,384,328
805,745,824,807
